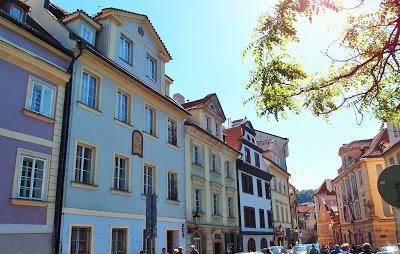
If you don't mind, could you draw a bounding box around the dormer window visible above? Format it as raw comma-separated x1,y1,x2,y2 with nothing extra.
119,35,132,64
81,24,94,44
146,55,157,81
10,4,24,22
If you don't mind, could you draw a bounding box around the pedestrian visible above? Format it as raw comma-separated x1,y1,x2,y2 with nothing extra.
140,251,145,254
173,249,179,254
341,243,350,254
161,247,169,254
330,245,341,254
190,245,199,254
177,246,184,254
359,243,372,254
310,244,320,254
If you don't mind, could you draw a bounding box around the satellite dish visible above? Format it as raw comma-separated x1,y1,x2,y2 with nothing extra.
377,165,400,208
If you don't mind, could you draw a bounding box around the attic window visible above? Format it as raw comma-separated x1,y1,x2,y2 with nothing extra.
81,24,94,43
210,104,215,110
10,4,24,22
138,26,144,36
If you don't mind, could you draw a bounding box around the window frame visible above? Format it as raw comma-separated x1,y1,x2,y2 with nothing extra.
227,197,234,217
112,153,130,192
80,23,94,44
167,117,178,146
244,206,256,228
257,179,263,197
79,70,101,111
25,76,56,118
225,161,231,178
212,193,219,216
211,153,219,172
254,152,260,168
194,189,202,213
119,34,133,64
244,147,251,163
143,163,156,196
241,172,254,195
73,140,97,186
110,226,129,254
259,209,266,228
116,88,131,124
146,55,157,82
167,171,178,201
69,224,93,254
9,3,24,21
192,144,202,166
205,116,212,132
144,104,157,136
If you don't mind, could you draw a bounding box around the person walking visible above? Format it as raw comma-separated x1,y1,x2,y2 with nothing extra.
177,246,184,254
359,243,372,254
310,245,320,254
161,247,169,254
330,245,342,254
341,243,350,254
190,245,199,254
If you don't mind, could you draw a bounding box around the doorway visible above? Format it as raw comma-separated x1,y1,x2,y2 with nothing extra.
167,230,179,254
214,242,222,254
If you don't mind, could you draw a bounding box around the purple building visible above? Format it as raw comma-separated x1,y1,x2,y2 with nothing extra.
0,1,71,253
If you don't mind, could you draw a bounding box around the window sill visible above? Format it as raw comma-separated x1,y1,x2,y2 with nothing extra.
146,75,158,84
9,198,48,207
71,181,98,191
210,170,221,175
114,118,133,130
77,101,102,116
167,143,179,150
228,216,236,220
192,163,204,169
212,214,223,219
111,188,131,196
166,199,180,205
119,57,133,66
226,177,235,181
141,193,158,199
22,109,55,124
143,131,158,140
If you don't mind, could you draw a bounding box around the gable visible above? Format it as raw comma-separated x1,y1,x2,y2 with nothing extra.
204,95,226,121
94,8,171,61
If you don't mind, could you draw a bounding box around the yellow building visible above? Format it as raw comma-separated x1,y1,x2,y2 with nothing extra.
332,129,396,249
176,93,240,254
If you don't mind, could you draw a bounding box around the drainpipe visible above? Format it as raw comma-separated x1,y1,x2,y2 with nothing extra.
53,42,85,254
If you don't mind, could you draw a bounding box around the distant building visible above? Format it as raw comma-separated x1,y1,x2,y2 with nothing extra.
297,203,317,243
289,183,299,245
225,119,274,252
314,180,340,245
332,130,396,248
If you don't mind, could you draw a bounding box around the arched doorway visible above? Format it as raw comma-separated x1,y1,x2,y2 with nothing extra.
193,232,202,254
261,238,268,249
248,238,256,252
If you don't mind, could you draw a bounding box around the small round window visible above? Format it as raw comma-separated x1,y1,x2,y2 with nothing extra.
138,26,144,36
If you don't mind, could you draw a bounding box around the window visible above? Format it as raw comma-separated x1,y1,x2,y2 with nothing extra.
144,106,156,136
248,238,256,252
28,79,54,117
241,173,253,194
193,145,201,166
278,181,282,193
281,207,284,222
228,197,234,217
146,55,157,81
267,210,273,228
81,24,93,43
211,153,218,172
81,72,98,109
255,152,260,168
257,179,263,197
225,161,231,178
167,172,178,201
212,194,219,215
18,155,46,200
285,208,289,222
143,164,154,195
111,228,127,254
119,35,132,64
261,238,268,249
245,147,251,163
116,90,129,123
167,118,177,146
259,209,265,228
75,144,95,185
10,4,23,21
244,206,256,228
276,205,280,221
215,124,220,138
193,232,202,254
195,189,201,212
265,182,271,199
283,183,286,194
206,116,211,132
113,155,128,191
70,227,91,254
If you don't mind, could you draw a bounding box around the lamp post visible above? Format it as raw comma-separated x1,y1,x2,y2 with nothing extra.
193,210,201,231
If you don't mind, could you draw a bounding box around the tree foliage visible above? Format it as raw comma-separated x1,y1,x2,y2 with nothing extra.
244,0,400,125
297,189,315,204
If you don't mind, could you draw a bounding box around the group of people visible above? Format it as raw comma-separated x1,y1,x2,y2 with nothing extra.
140,245,200,254
319,242,400,254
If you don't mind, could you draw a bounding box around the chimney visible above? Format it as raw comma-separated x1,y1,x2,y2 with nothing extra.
173,93,185,105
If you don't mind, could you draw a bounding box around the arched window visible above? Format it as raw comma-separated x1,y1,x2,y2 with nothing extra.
248,238,256,252
193,232,202,254
260,238,268,249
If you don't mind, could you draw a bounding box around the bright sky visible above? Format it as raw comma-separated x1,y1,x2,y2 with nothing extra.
52,0,382,190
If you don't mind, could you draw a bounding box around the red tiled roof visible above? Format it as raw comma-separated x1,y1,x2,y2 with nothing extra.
361,129,389,157
314,179,336,196
223,126,243,151
297,203,315,213
338,138,372,155
181,93,216,109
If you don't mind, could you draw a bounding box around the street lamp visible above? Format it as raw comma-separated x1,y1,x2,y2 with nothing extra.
193,210,201,230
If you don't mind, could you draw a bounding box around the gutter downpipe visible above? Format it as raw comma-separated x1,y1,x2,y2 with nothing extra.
52,42,85,254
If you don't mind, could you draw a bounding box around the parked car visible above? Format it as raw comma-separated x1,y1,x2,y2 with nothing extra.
376,246,398,254
293,245,308,254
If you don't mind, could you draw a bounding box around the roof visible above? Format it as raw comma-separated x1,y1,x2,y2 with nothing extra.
94,8,171,60
297,203,315,213
181,93,226,120
223,126,242,151
48,2,69,20
314,179,336,196
255,129,289,141
0,9,72,56
264,156,290,176
62,10,101,30
338,138,372,155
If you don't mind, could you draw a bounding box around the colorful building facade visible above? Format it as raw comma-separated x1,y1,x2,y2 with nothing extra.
178,93,240,254
224,119,274,252
0,1,71,252
332,129,396,249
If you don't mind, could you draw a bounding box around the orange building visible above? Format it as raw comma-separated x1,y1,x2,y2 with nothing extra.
332,129,397,249
314,180,341,245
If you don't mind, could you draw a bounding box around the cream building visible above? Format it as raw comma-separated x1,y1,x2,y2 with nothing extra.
177,93,240,254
